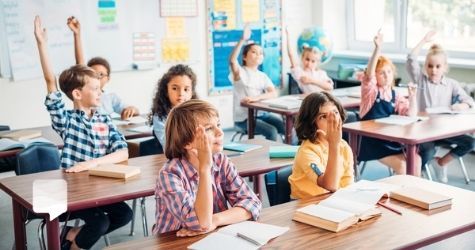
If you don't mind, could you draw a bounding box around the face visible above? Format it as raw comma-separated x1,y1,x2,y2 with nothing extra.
243,45,264,67
425,54,447,83
90,64,109,89
375,64,394,87
167,75,193,107
301,51,320,70
196,115,224,154
76,76,102,108
315,102,340,134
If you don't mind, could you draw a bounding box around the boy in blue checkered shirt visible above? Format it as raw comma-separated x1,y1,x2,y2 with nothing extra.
34,16,132,250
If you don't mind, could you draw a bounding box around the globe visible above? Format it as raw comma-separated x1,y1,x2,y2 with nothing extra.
297,27,333,64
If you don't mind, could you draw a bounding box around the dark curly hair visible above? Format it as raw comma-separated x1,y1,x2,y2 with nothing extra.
149,64,198,125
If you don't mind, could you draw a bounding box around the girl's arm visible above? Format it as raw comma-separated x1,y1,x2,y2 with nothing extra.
243,85,278,103
229,25,251,82
34,16,57,93
67,16,85,65
300,76,333,91
366,31,383,78
317,112,342,192
410,31,436,57
285,28,298,68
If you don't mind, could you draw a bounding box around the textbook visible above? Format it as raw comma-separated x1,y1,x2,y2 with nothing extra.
0,129,42,141
187,221,289,250
375,115,428,126
390,186,452,210
268,145,300,158
293,184,385,232
88,164,141,179
0,137,51,151
426,106,475,115
223,142,262,152
261,96,302,109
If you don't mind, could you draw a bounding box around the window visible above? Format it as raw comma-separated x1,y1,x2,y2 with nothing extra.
347,0,475,58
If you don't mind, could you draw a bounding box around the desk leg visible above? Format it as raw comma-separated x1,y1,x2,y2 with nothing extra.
348,133,360,181
46,217,60,250
247,108,255,139
252,175,263,201
406,144,417,176
284,115,294,144
12,200,26,250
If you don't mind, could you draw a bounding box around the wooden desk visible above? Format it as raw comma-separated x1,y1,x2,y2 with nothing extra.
0,138,292,250
241,93,360,144
343,114,475,177
105,175,475,250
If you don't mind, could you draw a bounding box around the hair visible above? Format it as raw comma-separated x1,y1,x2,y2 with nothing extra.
242,43,261,66
425,44,449,71
58,64,99,100
301,44,322,58
149,64,198,124
294,92,347,143
165,99,219,160
375,55,397,85
87,57,111,76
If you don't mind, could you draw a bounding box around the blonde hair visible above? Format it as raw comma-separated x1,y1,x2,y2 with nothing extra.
164,99,219,160
375,55,397,85
301,43,322,58
425,44,448,71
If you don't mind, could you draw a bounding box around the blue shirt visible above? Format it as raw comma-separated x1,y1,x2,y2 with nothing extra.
45,91,128,168
98,90,127,115
152,114,166,148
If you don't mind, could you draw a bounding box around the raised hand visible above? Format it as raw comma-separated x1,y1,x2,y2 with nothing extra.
422,30,436,44
407,82,418,97
374,29,383,48
34,15,47,44
242,24,251,41
66,16,81,34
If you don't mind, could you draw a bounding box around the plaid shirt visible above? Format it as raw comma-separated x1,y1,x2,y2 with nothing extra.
153,152,262,234
45,91,128,168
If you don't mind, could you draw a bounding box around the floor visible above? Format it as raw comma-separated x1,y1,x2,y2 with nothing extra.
1,129,475,249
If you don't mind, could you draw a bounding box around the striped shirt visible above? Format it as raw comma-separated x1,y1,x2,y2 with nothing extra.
45,91,128,168
153,153,262,234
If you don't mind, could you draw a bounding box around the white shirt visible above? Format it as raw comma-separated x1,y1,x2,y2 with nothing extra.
291,66,333,93
99,90,127,115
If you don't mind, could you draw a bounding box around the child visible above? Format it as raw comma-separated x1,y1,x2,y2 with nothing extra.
149,64,197,147
286,28,333,93
67,16,139,120
359,31,420,176
407,31,475,183
289,92,354,199
229,25,285,142
153,99,261,235
34,16,132,249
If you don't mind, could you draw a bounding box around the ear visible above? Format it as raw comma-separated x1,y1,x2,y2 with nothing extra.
72,88,82,100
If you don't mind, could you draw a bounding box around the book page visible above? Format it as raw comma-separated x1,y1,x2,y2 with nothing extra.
320,197,375,215
375,115,426,126
187,232,258,250
297,204,355,223
218,221,289,246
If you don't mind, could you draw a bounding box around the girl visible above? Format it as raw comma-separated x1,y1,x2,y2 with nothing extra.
229,25,285,142
149,64,198,147
67,16,139,120
359,31,420,176
289,92,354,199
407,31,475,183
153,99,261,235
286,28,333,93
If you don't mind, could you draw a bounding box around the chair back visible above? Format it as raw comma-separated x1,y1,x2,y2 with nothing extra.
15,142,60,175
265,165,292,206
288,73,303,95
0,125,10,131
139,137,163,156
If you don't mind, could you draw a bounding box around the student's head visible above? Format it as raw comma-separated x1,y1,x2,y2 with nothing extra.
165,99,223,160
242,43,264,67
87,57,111,89
375,56,396,87
301,45,322,70
58,64,102,107
150,64,197,122
295,92,346,142
424,44,448,83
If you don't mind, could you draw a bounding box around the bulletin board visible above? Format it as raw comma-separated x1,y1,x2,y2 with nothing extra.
0,0,200,81
206,0,282,95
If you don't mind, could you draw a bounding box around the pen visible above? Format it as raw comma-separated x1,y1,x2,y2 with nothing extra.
236,232,261,246
377,201,402,215
227,152,244,157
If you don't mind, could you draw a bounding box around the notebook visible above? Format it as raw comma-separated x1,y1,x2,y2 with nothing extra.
88,164,141,179
390,186,452,210
187,221,289,250
223,142,262,152
0,137,51,151
0,129,42,141
268,145,300,158
426,106,475,115
375,115,428,126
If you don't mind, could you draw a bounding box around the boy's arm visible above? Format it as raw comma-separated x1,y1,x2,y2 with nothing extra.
285,27,298,68
65,149,128,173
67,16,86,65
34,16,57,93
229,25,251,82
366,30,383,78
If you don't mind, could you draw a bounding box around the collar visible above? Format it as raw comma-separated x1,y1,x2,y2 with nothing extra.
426,74,447,85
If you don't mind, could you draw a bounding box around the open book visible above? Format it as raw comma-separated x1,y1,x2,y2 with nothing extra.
0,129,42,141
375,115,429,126
0,137,51,151
261,96,302,109
293,183,386,232
112,116,148,125
223,142,262,152
126,125,152,133
188,221,289,250
88,164,141,179
426,106,475,115
390,186,452,210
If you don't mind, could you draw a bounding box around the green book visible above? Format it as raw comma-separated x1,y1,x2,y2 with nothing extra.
269,145,300,158
223,143,262,152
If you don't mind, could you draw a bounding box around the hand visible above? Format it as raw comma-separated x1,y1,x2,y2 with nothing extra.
422,30,436,43
34,16,47,44
241,96,259,103
451,103,469,111
66,161,97,173
120,107,136,120
242,24,251,41
326,112,342,146
66,16,81,35
176,223,217,237
374,29,383,48
194,126,212,172
407,82,418,97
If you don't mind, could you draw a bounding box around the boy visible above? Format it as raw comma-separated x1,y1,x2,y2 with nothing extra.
34,16,132,249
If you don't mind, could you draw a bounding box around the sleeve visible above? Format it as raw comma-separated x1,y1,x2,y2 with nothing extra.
359,75,378,118
452,81,475,108
290,66,303,83
394,92,410,115
262,73,274,90
321,70,334,87
406,54,422,83
295,146,325,185
105,116,128,153
44,91,69,138
111,93,127,114
339,142,355,188
220,154,262,220
228,65,244,84
157,167,202,231
153,114,166,148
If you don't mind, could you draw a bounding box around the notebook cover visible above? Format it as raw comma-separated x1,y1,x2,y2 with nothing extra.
223,143,262,152
268,146,299,158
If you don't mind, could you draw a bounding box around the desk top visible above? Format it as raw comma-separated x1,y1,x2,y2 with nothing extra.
343,114,475,144
106,175,475,250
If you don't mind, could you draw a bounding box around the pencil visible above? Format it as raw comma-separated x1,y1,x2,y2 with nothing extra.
377,201,402,215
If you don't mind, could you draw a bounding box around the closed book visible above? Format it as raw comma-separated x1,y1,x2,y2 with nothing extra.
1,129,42,141
88,164,141,179
390,186,452,210
268,146,299,158
223,143,262,152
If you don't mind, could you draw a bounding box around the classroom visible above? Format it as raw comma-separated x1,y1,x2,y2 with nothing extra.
1,0,475,249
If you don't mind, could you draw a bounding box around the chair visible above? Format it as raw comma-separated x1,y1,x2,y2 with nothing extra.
288,73,303,95
264,165,292,206
230,125,247,142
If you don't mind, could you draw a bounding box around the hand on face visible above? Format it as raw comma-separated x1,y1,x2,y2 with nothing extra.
193,125,212,172
325,112,342,146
